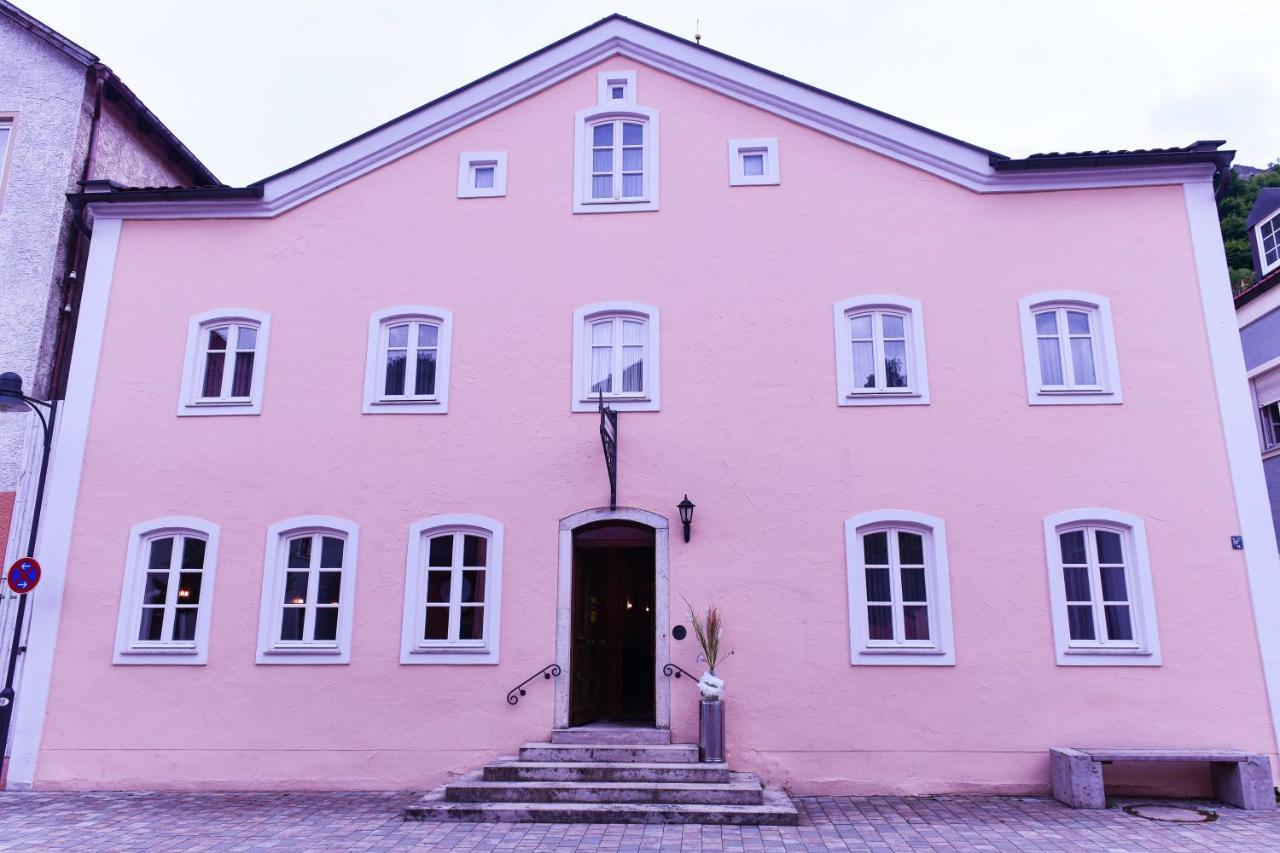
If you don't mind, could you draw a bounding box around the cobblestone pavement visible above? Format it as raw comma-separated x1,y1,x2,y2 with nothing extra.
0,791,1277,851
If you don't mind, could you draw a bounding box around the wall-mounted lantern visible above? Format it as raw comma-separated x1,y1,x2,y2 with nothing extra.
677,494,695,543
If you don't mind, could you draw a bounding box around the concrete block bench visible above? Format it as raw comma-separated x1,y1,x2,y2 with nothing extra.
1050,748,1275,810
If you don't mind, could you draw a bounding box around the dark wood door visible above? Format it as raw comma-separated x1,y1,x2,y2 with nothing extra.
569,556,606,726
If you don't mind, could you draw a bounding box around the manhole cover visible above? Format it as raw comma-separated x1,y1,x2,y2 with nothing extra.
1123,803,1218,823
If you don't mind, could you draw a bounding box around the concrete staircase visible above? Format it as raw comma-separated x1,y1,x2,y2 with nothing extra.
405,727,798,825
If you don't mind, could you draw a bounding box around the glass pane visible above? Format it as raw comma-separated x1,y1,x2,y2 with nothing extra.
592,123,613,146
850,314,873,339
900,568,927,602
284,571,308,605
1070,338,1097,385
592,149,613,173
897,532,924,565
1067,605,1096,641
314,537,340,569
591,175,612,199
237,327,257,350
230,351,254,397
903,606,930,641
1063,566,1091,602
622,122,643,145
148,537,174,571
1059,531,1087,565
622,319,644,345
591,321,613,345
867,606,893,640
138,608,164,642
280,608,305,642
1066,311,1091,335
181,537,205,570
387,324,409,348
384,349,407,396
428,535,453,567
461,570,486,604
417,324,439,347
287,537,312,569
1100,566,1128,602
591,346,612,393
622,347,643,393
1095,530,1123,564
317,571,341,605
1104,605,1134,641
1037,338,1064,385
313,608,338,642
415,351,437,395
143,572,168,605
424,606,449,640
622,174,644,198
611,85,624,99
206,328,228,350
882,314,905,338
862,531,889,565
473,166,494,189
853,341,876,389
426,571,451,603
459,606,484,640
177,572,202,606
622,147,643,172
864,568,891,602
884,341,908,387
462,535,487,567
1034,311,1057,335
172,607,198,642
201,352,225,397
742,153,764,176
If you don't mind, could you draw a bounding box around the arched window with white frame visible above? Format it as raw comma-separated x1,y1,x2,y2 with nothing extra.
845,510,954,665
362,306,454,413
178,309,270,415
1043,509,1160,666
573,70,659,213
113,517,220,664
1018,292,1122,405
400,514,504,664
832,296,930,406
571,302,660,412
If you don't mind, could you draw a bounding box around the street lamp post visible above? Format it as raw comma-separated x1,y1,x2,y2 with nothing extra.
0,372,58,760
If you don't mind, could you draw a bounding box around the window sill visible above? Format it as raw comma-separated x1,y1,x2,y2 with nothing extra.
1261,446,1280,462
114,645,205,665
572,394,659,413
363,397,447,415
258,645,348,665
840,390,929,407
1056,647,1159,666
852,646,953,666
729,176,780,187
1064,647,1149,656
178,400,261,417
573,198,658,214
1029,388,1122,406
401,645,498,665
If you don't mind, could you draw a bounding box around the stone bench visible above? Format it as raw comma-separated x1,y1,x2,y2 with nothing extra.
1050,748,1275,810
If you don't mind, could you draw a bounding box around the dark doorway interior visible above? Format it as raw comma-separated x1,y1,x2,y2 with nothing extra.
569,522,656,727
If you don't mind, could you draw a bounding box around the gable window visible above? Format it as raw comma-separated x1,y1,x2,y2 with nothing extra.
570,302,660,412
728,138,780,186
574,71,658,213
400,514,504,664
845,510,954,665
178,309,270,416
832,296,929,406
1044,509,1160,666
457,151,507,198
1250,364,1280,454
1018,292,1121,405
256,517,359,664
363,306,453,413
1259,211,1280,275
113,518,220,664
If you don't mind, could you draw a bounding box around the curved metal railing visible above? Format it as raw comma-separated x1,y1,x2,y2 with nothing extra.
507,663,561,706
662,662,699,682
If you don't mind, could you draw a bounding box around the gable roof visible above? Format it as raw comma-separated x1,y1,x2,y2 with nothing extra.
1246,188,1280,230
73,14,1231,219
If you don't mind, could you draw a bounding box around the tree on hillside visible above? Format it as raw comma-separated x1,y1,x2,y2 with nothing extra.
1219,160,1280,294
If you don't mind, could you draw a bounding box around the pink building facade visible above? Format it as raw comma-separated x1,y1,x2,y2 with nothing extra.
9,17,1280,797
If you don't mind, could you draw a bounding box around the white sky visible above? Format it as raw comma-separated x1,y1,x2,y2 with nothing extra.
18,0,1280,186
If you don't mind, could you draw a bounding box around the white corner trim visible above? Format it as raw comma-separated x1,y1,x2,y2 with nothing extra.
1041,508,1161,667
844,509,955,666
456,151,508,198
6,217,121,789
728,137,780,186
255,516,360,665
177,308,271,416
596,69,637,105
1185,181,1280,751
399,513,504,665
832,295,930,406
1017,291,1123,406
570,301,660,412
572,103,660,214
362,305,454,414
112,517,220,665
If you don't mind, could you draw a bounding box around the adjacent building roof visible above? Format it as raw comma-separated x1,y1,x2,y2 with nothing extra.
1246,188,1280,230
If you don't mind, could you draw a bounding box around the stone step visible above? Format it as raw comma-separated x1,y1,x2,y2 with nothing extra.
445,771,765,805
519,742,698,763
406,785,800,825
551,727,671,745
483,760,731,784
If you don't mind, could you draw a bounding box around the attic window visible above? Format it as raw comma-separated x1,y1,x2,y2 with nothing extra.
595,70,637,106
728,138,780,186
457,151,507,198
1260,210,1280,275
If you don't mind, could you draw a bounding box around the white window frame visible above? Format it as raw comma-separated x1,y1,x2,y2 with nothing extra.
457,151,508,198
1248,356,1280,458
113,517,220,665
400,513,504,664
178,308,271,416
728,138,780,186
832,295,929,406
574,70,658,214
845,510,954,665
1043,508,1160,666
1018,292,1122,405
570,301,660,412
1258,209,1280,276
362,306,454,414
256,516,360,664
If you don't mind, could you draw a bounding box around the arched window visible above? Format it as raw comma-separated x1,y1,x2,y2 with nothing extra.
573,70,659,213
1018,292,1121,404
178,309,270,415
363,306,454,413
571,302,660,412
113,517,220,664
832,296,929,406
400,514,504,664
256,517,359,664
845,510,954,665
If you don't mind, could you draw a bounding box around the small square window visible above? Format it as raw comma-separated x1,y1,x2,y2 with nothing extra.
728,138,780,186
611,85,625,100
742,152,765,176
457,151,507,198
473,165,495,189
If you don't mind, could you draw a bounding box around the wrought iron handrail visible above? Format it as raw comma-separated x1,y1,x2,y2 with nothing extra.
507,663,561,705
662,662,699,681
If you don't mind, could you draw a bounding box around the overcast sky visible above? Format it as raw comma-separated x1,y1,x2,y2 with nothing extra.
19,0,1280,186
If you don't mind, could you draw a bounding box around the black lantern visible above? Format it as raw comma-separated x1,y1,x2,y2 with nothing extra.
677,494,695,542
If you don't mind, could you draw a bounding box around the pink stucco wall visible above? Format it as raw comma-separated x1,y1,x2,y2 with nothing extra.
33,59,1276,794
